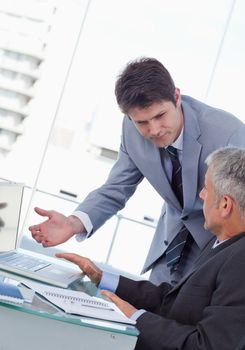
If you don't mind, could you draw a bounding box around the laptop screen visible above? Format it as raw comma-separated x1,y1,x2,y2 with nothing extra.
0,183,24,252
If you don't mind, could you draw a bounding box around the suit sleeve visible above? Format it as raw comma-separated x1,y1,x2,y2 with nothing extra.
228,123,245,147
75,119,144,234
117,251,245,350
116,276,172,313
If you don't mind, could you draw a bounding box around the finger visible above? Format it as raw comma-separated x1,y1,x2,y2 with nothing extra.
56,253,85,265
33,235,43,243
101,290,137,318
101,290,120,303
34,207,52,218
29,225,41,232
42,240,55,248
41,240,49,247
30,232,39,241
31,229,42,237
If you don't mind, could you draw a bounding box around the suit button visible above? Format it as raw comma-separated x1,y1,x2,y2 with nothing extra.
182,215,188,221
164,240,168,245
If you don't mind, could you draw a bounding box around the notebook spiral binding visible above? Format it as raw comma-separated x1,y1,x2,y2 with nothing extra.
43,291,110,309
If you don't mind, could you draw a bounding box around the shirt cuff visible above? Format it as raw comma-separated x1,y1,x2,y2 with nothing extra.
98,272,145,322
72,211,93,242
98,271,120,292
131,309,146,321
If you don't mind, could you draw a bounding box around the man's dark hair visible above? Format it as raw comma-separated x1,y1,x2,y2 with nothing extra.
115,57,176,115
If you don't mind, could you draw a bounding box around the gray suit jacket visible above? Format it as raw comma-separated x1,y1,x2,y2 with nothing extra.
77,96,245,274
116,233,245,350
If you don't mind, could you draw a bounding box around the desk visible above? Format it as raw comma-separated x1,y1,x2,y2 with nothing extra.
0,275,138,350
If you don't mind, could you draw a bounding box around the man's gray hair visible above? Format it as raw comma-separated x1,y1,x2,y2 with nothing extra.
206,146,245,220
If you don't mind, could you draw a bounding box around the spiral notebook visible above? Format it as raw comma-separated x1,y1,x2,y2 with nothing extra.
0,280,24,305
23,280,135,325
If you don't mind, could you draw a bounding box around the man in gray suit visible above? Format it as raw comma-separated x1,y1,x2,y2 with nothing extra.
56,146,245,350
29,57,245,285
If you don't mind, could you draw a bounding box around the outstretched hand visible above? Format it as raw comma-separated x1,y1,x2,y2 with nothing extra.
56,253,102,285
29,207,83,247
101,290,137,318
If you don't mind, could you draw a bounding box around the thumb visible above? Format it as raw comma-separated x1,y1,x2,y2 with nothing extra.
56,253,83,265
34,207,52,218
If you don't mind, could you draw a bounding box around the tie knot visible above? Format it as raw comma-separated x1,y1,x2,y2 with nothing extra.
167,145,178,158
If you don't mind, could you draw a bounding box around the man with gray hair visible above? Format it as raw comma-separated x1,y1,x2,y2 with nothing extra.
57,146,245,350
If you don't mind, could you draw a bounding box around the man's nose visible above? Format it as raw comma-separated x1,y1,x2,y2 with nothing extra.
149,120,161,136
199,188,204,200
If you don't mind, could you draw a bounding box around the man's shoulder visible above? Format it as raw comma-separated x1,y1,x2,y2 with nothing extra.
183,95,241,118
182,95,237,118
182,95,244,134
210,233,245,263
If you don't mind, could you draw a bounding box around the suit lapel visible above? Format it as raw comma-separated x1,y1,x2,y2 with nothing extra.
182,137,202,213
168,233,245,294
181,100,202,215
168,242,214,294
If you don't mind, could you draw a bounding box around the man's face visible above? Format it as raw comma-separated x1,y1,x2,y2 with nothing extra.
127,89,184,148
199,166,221,234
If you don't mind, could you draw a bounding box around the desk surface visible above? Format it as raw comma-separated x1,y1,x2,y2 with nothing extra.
0,274,139,350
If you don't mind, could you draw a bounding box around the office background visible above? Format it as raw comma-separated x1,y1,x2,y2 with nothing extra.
0,0,244,278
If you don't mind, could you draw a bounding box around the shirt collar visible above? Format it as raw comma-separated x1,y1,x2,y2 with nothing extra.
170,127,184,151
212,238,229,248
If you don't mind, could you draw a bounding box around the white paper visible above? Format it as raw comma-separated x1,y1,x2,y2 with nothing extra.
23,280,135,325
80,317,127,331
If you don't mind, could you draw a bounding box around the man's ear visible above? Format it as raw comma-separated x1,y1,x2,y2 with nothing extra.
175,88,181,107
220,195,233,218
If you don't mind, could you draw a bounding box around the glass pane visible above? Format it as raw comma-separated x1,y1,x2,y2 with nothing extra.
203,0,245,122
0,0,90,186
36,0,236,208
1,0,244,275
106,217,155,277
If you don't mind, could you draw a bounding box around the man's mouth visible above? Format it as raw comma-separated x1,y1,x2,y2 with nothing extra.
151,133,168,141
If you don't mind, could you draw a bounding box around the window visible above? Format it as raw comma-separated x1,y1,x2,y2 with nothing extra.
0,0,244,276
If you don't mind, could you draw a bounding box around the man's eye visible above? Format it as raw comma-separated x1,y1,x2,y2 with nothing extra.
156,113,164,119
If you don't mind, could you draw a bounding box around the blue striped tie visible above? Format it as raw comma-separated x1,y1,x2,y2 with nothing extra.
166,146,183,205
165,146,192,275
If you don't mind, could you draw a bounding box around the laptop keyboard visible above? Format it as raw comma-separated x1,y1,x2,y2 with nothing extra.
0,253,51,272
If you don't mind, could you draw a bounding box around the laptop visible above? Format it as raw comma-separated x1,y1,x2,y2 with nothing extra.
0,182,84,288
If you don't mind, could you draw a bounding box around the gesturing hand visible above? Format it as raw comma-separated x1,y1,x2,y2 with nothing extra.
56,253,102,285
29,207,82,247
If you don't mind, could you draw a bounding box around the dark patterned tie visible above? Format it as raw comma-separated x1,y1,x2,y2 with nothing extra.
165,146,192,275
166,145,183,206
